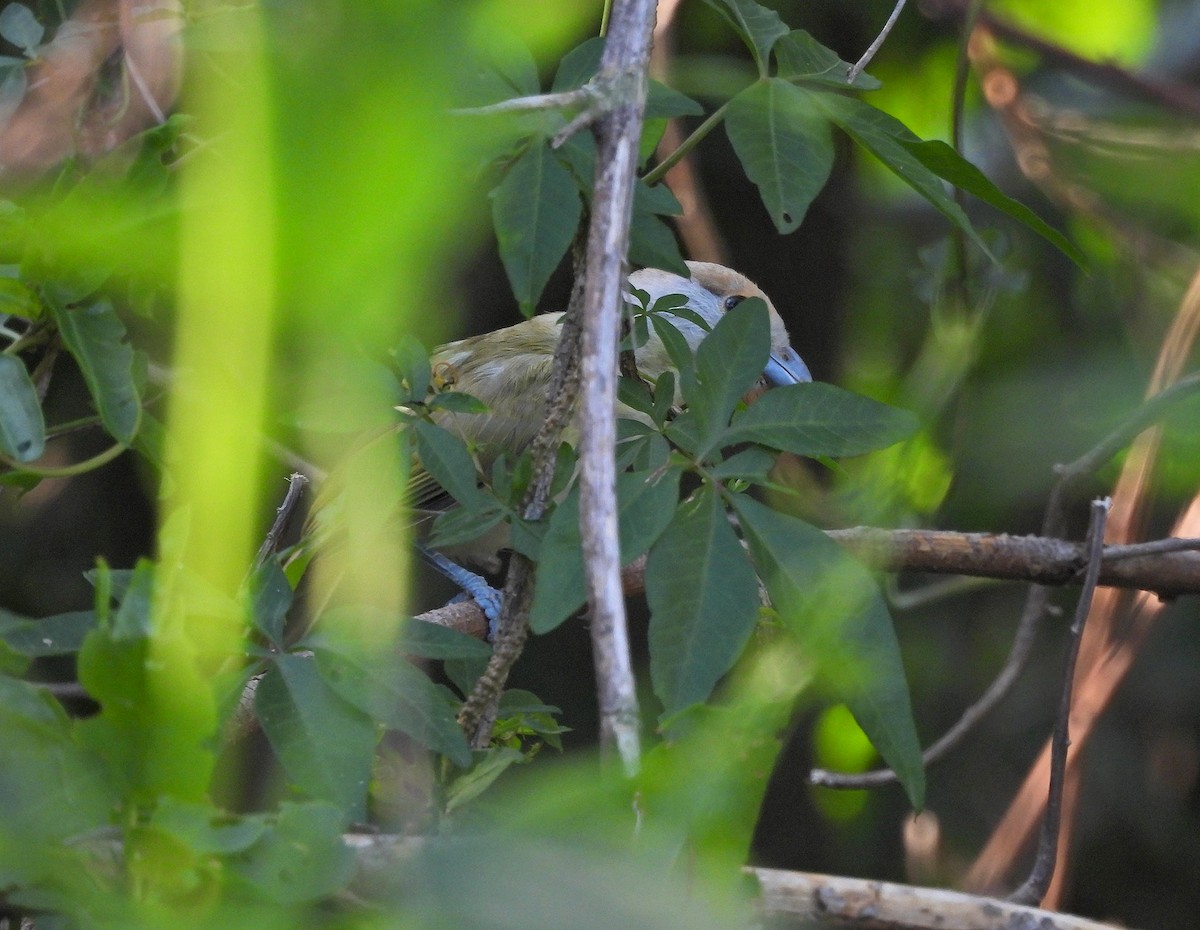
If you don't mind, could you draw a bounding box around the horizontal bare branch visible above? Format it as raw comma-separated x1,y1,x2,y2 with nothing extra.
417,528,1200,638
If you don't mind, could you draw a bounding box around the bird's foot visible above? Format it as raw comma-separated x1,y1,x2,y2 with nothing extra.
419,545,503,638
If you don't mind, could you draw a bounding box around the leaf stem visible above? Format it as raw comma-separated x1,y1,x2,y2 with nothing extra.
0,440,128,478
642,99,731,187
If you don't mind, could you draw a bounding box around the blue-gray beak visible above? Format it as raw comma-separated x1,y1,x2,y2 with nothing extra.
763,345,812,386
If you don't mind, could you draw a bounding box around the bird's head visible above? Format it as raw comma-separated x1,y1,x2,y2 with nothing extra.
627,260,811,388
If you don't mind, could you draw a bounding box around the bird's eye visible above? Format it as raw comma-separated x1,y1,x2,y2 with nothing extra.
723,295,746,311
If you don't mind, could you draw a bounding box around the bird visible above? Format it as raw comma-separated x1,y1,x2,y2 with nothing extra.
408,261,811,625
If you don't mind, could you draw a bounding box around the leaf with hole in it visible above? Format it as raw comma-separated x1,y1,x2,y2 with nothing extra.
529,468,681,633
726,79,834,235
774,30,880,90
0,354,44,462
48,299,140,444
646,485,760,720
731,494,925,809
492,142,581,315
698,0,788,76
255,653,376,822
719,382,919,457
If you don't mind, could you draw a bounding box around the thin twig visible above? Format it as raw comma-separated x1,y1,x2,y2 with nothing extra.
848,0,909,83
457,242,587,746
254,473,309,569
1008,498,1109,906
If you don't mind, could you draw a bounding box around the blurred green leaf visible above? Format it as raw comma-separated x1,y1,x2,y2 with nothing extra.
255,653,376,822
230,802,355,904
492,142,582,315
774,30,880,89
699,0,789,76
720,382,919,456
389,334,431,402
0,354,44,462
47,299,140,444
248,558,293,648
0,609,94,656
726,79,834,234
530,468,682,633
0,4,42,56
0,276,40,319
646,486,760,719
152,797,267,855
731,495,924,808
814,92,994,261
897,138,1085,267
310,631,470,768
77,563,215,803
0,676,114,883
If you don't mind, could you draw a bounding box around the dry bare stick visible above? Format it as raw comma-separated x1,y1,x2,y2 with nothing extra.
751,868,1125,930
966,262,1200,900
572,0,660,774
254,473,309,568
419,526,1200,642
1008,499,1109,905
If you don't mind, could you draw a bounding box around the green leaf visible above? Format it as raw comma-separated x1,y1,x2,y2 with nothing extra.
0,276,41,319
428,502,508,550
397,617,493,661
699,0,789,76
706,445,776,481
529,468,682,633
0,354,44,462
726,79,834,234
731,495,925,808
813,92,995,260
0,676,114,870
76,564,216,804
255,653,376,822
389,333,431,401
774,30,880,90
897,137,1085,267
47,298,140,444
720,382,919,456
492,142,582,315
152,798,267,856
691,298,772,455
312,636,471,768
0,4,43,56
428,390,489,415
230,801,355,904
248,558,293,648
646,486,760,719
0,609,94,656
412,419,483,508
630,181,688,275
